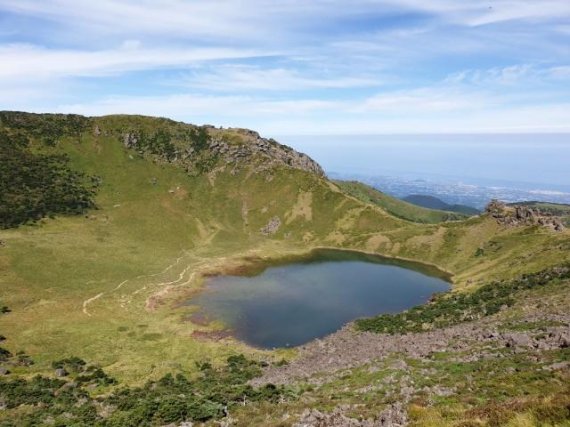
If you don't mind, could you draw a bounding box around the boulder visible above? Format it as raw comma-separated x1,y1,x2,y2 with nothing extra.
54,368,68,377
503,333,533,348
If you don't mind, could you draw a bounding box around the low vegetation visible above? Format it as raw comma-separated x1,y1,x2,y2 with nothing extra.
0,128,98,229
0,353,291,426
334,180,468,223
356,265,570,334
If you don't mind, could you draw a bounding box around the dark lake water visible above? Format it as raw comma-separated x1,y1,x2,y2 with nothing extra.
188,249,450,349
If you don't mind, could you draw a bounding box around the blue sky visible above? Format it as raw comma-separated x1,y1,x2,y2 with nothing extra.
0,0,569,135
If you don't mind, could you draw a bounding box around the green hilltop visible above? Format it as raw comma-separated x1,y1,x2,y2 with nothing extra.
333,180,471,223
0,112,569,426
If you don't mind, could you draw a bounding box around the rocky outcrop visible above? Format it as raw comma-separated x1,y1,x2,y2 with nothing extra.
207,131,325,177
260,216,281,235
118,126,325,177
251,313,570,387
122,132,139,148
486,199,565,231
293,404,406,427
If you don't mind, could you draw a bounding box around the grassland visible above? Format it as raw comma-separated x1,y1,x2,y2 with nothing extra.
1,113,569,425
334,180,470,223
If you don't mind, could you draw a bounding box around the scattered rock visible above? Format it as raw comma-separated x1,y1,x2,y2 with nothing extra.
503,332,533,348
544,361,569,371
0,367,10,376
390,360,408,370
162,422,193,427
294,405,375,427
251,309,570,387
55,368,68,377
260,216,281,235
122,132,138,148
378,402,408,426
429,385,456,397
554,331,570,348
486,199,565,231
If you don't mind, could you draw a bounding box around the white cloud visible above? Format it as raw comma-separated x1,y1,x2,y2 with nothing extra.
0,0,264,41
43,81,570,135
0,0,568,134
177,66,382,92
445,64,570,87
52,93,339,125
390,0,570,26
359,87,491,113
1,0,568,54
0,43,270,80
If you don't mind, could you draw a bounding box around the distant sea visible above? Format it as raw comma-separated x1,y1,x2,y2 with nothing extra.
279,134,570,208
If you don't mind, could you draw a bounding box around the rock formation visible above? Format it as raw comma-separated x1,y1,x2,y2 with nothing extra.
119,126,325,177
206,130,325,177
260,216,281,235
485,199,565,231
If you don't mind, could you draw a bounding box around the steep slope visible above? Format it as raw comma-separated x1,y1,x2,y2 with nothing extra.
334,180,469,223
0,111,569,424
403,194,480,215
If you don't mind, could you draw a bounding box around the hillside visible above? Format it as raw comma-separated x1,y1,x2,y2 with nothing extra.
403,194,480,215
334,180,469,223
0,112,569,426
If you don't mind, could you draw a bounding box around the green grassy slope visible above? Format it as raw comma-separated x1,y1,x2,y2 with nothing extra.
0,112,568,385
334,180,470,223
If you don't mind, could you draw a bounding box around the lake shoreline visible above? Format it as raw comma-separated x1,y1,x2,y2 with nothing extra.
186,248,451,349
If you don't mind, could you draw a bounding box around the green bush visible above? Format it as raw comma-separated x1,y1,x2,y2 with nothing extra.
52,356,87,372
356,266,570,334
0,138,97,228
0,354,293,426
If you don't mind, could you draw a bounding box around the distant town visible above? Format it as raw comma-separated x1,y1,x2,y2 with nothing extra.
330,171,570,210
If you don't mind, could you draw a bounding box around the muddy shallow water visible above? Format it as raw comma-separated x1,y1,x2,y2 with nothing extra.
188,249,450,349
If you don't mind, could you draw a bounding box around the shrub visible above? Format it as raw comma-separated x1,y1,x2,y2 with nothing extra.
356,266,570,334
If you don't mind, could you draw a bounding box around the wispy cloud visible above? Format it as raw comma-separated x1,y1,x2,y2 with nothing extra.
0,0,568,133
0,43,271,80
176,66,383,92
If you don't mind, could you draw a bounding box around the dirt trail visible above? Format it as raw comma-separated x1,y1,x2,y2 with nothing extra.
82,293,104,316
81,251,189,316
